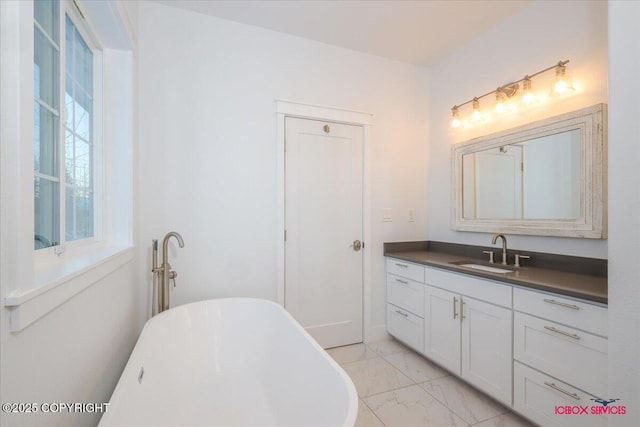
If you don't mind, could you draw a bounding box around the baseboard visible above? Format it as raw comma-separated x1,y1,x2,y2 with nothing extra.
366,323,390,343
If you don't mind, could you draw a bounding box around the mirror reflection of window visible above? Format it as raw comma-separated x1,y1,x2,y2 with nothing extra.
522,130,581,219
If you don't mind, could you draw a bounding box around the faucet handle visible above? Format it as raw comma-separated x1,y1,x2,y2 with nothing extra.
514,254,530,268
482,250,495,264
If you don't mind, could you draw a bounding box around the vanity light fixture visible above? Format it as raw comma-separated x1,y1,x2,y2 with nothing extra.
450,60,572,130
551,61,574,95
471,98,483,122
495,83,519,114
495,89,508,114
521,76,537,105
451,106,461,129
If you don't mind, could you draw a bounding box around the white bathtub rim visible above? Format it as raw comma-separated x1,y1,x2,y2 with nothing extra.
103,297,358,427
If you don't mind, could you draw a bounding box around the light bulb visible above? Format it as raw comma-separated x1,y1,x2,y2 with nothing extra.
450,107,461,129
471,98,483,122
495,90,507,114
522,77,537,105
551,64,574,96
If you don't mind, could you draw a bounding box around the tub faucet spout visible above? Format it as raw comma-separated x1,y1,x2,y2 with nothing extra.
152,232,185,315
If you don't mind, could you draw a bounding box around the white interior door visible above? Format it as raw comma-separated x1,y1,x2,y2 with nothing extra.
285,117,363,349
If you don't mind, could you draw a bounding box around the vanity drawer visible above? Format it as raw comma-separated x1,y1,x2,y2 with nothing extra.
514,362,605,427
386,303,424,353
386,259,425,283
425,266,512,308
514,312,607,397
514,288,607,336
387,275,424,317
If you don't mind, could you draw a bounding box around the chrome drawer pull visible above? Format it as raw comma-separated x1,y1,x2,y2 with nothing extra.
544,325,581,340
543,298,580,310
395,263,408,268
395,310,408,317
453,297,458,319
395,278,409,284
544,381,580,400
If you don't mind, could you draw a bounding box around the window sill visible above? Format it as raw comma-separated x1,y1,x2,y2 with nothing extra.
4,245,134,332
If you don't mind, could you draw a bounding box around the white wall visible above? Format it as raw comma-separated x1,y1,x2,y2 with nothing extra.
427,0,608,257
137,2,429,335
0,263,139,427
607,1,640,425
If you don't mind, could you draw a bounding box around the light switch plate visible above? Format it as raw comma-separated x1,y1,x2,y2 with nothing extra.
382,209,392,222
408,208,415,222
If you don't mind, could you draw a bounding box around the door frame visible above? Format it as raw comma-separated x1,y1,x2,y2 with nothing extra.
276,99,373,342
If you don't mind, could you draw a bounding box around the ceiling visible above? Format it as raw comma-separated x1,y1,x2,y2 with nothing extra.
153,0,532,66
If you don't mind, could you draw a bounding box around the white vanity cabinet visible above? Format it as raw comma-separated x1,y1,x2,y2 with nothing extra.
385,255,608,426
513,287,608,427
385,259,425,352
423,267,513,406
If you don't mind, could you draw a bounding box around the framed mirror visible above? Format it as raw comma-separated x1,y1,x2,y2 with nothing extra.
452,104,607,238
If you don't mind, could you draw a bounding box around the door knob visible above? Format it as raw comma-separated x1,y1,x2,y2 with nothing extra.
351,240,362,251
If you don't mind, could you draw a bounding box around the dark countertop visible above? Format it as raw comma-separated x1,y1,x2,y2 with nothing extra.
384,241,608,305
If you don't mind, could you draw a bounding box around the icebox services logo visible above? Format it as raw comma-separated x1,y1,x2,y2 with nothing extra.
554,398,626,416
592,398,620,407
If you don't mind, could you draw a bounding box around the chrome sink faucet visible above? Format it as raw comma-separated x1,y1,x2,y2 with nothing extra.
491,234,508,265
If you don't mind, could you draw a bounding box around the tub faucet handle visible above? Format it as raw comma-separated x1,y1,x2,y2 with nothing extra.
169,270,178,287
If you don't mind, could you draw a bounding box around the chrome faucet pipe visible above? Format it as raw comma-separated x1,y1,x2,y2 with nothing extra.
160,232,185,313
491,233,508,265
151,239,160,316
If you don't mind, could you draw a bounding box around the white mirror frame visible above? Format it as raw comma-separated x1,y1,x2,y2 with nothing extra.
452,103,607,239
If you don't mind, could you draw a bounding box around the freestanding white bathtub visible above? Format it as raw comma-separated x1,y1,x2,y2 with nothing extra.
99,298,358,427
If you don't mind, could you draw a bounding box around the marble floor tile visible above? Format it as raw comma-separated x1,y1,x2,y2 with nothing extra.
420,376,508,425
342,357,413,397
326,343,377,365
355,400,385,427
383,351,451,383
471,412,537,427
364,384,469,427
366,339,412,356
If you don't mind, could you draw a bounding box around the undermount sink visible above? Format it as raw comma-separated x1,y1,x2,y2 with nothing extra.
460,264,514,274
451,261,515,274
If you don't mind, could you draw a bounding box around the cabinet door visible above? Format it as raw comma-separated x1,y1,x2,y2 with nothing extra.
461,296,512,406
424,285,460,374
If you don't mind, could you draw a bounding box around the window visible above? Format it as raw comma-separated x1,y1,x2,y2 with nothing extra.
2,0,134,331
34,0,98,251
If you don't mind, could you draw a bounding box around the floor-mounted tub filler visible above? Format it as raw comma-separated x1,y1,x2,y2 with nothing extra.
99,298,358,427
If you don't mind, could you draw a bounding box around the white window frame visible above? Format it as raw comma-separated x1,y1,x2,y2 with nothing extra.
63,7,104,248
34,1,104,263
1,0,135,332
